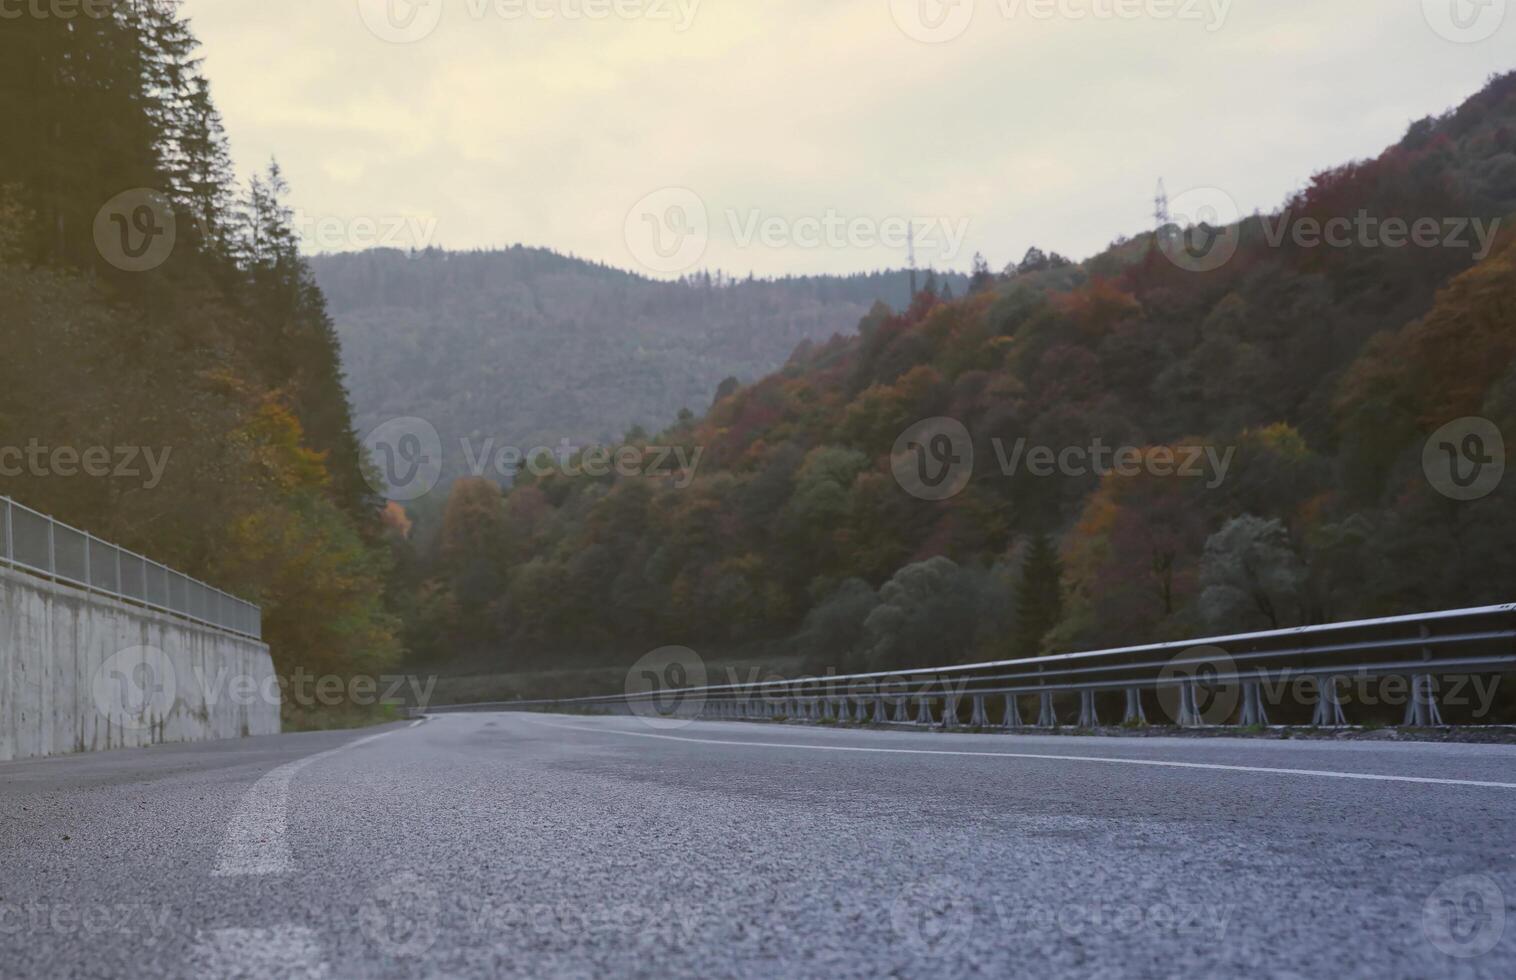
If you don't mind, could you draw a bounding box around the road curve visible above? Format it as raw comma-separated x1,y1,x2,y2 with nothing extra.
2,712,1514,978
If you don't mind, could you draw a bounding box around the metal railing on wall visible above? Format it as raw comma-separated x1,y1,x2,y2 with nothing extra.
427,603,1516,728
0,496,261,640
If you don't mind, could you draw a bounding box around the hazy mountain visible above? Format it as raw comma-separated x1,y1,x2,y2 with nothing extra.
312,247,968,483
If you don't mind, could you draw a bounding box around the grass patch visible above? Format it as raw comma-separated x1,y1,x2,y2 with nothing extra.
282,702,406,733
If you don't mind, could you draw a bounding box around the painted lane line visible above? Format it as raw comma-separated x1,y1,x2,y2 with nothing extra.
525,718,1516,790
191,926,330,979
212,729,397,876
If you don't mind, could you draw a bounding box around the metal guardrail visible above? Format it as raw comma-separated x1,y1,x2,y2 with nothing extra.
0,496,261,639
429,604,1516,728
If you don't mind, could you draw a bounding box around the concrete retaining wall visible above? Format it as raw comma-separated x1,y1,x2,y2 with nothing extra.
0,564,279,761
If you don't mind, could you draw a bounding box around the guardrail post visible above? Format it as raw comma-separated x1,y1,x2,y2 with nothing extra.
1312,676,1347,726
1078,690,1100,728
1123,688,1146,725
1404,675,1444,727
940,693,957,730
839,698,853,723
969,695,989,728
1178,680,1203,727
892,696,908,723
1038,691,1057,728
1404,624,1446,727
1240,679,1269,727
915,697,935,726
873,694,889,724
1003,694,1023,728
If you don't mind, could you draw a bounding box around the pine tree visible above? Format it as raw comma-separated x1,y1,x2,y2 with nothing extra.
0,3,166,268
240,161,375,522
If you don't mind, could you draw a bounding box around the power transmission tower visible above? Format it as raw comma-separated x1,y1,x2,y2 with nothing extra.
907,222,918,298
1154,178,1171,245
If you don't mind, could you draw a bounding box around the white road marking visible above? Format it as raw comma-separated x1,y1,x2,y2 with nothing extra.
212,729,398,876
526,718,1516,790
191,926,330,979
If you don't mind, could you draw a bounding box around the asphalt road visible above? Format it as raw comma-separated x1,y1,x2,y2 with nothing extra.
2,712,1514,979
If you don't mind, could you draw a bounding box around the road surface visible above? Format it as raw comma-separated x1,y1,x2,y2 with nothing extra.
2,712,1514,978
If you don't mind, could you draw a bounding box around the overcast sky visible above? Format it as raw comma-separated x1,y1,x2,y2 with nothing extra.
180,0,1513,278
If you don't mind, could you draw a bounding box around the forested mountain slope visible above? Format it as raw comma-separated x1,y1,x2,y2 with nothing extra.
313,248,966,485
406,72,1516,679
0,3,400,699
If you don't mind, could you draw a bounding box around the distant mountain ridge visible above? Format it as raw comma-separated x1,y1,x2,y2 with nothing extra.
312,247,968,486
